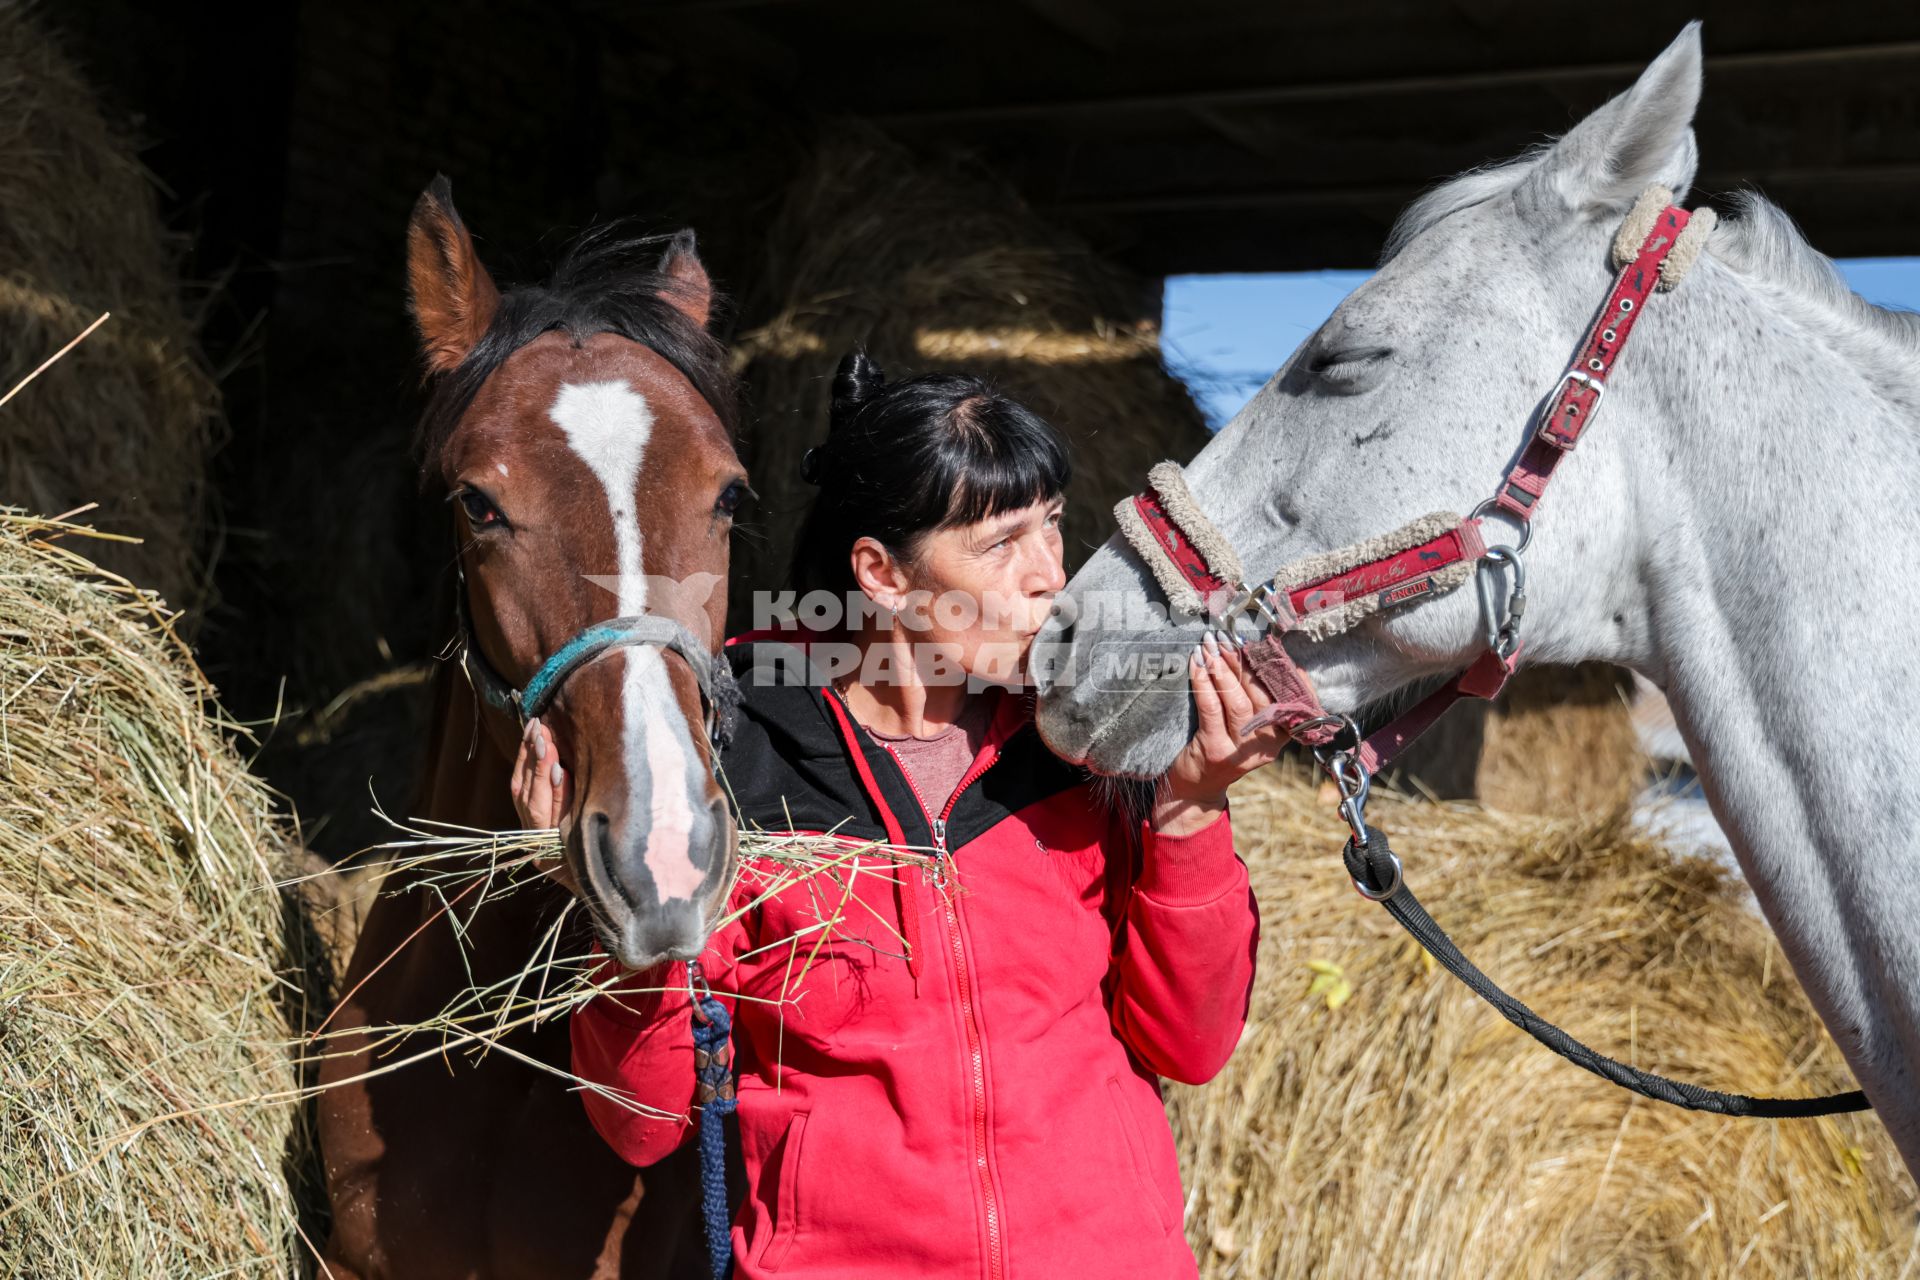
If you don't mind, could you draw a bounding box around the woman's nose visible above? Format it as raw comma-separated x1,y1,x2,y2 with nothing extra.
1028,547,1067,595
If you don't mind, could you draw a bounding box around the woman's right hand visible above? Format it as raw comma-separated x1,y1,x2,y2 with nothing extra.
509,717,572,830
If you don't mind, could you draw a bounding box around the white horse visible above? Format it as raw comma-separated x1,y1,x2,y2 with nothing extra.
1035,23,1920,1178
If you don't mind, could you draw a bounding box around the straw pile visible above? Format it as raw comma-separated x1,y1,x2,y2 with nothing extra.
1175,766,1917,1277
729,128,1210,620
0,8,219,610
1476,662,1644,815
0,511,316,1276
1392,663,1647,817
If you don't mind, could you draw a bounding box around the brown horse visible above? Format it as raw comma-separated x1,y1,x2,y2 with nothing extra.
316,179,744,1279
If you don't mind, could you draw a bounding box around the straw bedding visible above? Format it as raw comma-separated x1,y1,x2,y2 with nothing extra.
1175,765,1918,1278
0,7,219,612
0,511,315,1276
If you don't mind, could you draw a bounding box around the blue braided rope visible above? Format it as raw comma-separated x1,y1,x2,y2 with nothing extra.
690,977,736,1279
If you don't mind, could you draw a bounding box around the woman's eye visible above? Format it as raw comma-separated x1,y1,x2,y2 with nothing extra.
459,489,505,528
715,478,749,518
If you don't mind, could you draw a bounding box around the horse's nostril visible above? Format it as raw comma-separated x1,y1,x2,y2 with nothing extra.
585,811,636,909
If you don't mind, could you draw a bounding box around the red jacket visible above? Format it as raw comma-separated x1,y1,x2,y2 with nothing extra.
571,637,1259,1279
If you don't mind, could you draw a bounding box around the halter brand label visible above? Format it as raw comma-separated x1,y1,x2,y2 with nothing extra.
1379,579,1433,610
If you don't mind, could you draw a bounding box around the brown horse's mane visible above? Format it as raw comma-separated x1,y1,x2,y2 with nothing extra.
412,221,740,481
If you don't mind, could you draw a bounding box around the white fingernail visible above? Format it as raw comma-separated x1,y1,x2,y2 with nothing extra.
524,716,539,741
550,761,564,788
533,731,546,761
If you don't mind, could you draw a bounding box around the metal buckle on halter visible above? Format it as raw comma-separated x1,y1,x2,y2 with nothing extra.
1215,581,1284,644
1560,368,1606,400
1541,369,1606,451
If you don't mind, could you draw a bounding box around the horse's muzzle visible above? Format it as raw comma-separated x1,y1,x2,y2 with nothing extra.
581,798,734,969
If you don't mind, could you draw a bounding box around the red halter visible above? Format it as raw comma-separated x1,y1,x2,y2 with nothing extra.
1126,193,1700,783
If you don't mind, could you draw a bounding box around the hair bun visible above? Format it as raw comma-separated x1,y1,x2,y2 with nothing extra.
829,349,885,427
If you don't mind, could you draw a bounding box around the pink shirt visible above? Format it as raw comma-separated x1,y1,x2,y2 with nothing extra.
860,691,996,817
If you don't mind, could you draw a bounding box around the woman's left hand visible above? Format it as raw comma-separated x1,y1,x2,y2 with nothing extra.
1153,633,1288,835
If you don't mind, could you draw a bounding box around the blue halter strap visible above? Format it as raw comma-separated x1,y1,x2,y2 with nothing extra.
452,564,716,726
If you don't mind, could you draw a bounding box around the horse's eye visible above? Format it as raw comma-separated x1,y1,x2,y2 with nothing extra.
715,478,750,518
458,489,505,529
1309,345,1393,377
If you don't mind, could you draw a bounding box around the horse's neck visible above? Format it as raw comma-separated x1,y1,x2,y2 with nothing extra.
419,661,520,828
1627,267,1920,831
1601,270,1920,1131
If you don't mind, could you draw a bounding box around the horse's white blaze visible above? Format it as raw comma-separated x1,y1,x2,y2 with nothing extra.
550,380,705,903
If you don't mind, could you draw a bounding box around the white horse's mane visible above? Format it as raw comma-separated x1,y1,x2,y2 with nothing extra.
1377,150,1543,265
1380,153,1920,366
1707,191,1920,362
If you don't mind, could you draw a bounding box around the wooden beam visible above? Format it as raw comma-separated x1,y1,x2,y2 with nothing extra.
874,40,1920,126
1047,164,1920,216
1010,0,1119,53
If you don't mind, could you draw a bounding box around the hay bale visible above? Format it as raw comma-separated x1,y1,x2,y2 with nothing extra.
1176,767,1917,1277
0,9,219,609
1392,664,1647,817
1476,662,1644,815
729,128,1210,619
0,511,317,1276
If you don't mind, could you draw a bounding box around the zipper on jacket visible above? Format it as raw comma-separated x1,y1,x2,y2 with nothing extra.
875,738,1005,1280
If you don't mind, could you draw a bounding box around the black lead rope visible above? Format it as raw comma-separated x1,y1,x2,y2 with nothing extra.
1344,825,1872,1118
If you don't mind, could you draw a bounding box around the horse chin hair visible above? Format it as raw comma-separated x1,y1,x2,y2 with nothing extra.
1348,668,1458,740
1087,771,1158,830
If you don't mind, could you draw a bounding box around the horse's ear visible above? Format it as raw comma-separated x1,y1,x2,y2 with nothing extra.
1525,23,1702,214
407,175,501,375
657,230,713,331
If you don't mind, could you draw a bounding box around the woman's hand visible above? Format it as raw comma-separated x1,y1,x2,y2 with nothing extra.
509,717,572,830
1152,633,1288,836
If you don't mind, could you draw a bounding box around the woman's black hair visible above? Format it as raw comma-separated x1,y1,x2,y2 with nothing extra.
790,351,1071,599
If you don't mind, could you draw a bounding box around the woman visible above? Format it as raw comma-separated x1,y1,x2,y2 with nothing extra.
512,353,1286,1278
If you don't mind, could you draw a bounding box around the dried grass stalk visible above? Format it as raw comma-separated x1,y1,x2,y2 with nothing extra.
1175,766,1917,1277
295,817,935,1118
0,510,315,1276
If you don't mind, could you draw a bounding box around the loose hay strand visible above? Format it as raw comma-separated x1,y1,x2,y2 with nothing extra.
292,813,935,1121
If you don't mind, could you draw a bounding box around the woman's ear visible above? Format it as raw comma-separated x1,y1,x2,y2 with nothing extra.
407,175,500,375
849,536,912,613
